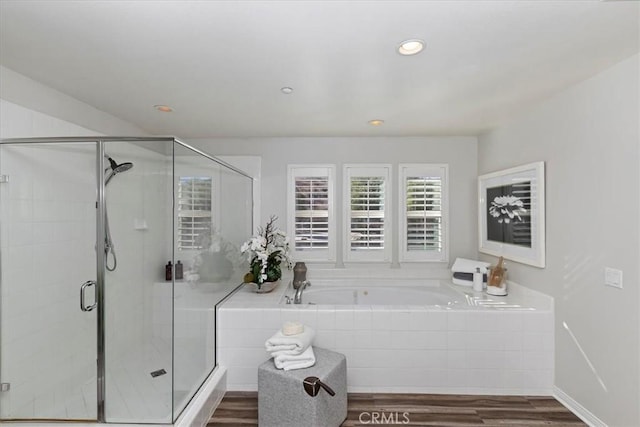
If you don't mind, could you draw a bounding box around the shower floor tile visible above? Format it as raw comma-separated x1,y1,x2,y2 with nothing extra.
106,337,173,423
2,337,174,423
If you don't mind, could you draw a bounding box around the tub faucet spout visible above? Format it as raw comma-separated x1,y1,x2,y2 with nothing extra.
294,281,311,304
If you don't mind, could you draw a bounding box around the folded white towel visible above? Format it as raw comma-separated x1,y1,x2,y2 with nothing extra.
274,346,316,371
451,257,490,274
265,326,315,356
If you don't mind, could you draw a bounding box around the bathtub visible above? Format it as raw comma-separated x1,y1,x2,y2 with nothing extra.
218,277,554,395
297,284,461,306
282,279,536,310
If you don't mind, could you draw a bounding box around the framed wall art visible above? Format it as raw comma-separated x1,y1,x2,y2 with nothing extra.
478,161,545,268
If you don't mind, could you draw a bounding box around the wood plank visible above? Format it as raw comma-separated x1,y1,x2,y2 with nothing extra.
477,409,585,423
208,392,587,426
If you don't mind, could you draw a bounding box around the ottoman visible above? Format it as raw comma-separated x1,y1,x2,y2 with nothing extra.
258,347,347,427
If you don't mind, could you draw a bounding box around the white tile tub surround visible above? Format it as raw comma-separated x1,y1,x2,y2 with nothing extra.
218,278,554,394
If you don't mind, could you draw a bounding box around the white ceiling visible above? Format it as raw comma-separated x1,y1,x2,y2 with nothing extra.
0,1,638,138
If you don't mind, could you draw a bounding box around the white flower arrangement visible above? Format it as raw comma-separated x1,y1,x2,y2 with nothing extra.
240,216,292,285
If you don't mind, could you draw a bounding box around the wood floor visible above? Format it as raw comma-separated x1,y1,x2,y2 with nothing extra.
209,391,586,426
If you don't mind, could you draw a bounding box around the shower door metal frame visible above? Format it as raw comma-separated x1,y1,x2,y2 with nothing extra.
96,140,107,422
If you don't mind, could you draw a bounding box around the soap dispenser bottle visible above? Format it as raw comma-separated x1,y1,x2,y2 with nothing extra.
473,267,483,292
175,260,183,280
165,261,172,281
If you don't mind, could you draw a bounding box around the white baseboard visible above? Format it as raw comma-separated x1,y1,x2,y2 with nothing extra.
553,386,607,427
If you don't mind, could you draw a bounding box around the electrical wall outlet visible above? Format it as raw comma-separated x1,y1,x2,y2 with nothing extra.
604,267,623,289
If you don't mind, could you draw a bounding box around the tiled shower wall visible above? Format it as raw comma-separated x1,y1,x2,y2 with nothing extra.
102,142,172,364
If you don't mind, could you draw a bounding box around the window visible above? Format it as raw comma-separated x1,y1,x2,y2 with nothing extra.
344,164,391,262
399,164,448,262
289,162,449,265
177,176,213,250
287,165,335,261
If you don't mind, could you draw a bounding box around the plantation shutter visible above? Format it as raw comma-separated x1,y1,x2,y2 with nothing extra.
349,176,386,251
399,164,448,262
406,176,442,251
287,165,336,261
177,176,212,250
294,176,329,250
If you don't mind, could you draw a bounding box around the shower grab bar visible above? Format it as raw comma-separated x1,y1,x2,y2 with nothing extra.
80,280,97,312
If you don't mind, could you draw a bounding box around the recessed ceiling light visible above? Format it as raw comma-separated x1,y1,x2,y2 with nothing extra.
281,87,294,94
368,119,384,126
154,105,173,112
398,39,424,56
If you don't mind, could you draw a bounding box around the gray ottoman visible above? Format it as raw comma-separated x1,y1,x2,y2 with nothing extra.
258,347,347,427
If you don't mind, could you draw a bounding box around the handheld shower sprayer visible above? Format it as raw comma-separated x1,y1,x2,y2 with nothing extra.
105,155,134,185
103,154,134,271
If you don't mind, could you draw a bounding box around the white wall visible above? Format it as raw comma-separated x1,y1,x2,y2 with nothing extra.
478,54,639,427
0,66,146,137
0,98,102,138
188,136,478,272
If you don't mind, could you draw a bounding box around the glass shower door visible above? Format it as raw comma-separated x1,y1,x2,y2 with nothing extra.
0,142,98,420
102,139,174,423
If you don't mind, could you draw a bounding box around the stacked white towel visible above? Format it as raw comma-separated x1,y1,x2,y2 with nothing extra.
265,322,316,371
273,346,316,371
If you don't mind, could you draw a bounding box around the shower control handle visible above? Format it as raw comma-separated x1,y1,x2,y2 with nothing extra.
80,280,97,312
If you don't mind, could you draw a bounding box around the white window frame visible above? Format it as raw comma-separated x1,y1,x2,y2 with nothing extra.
343,164,392,263
399,163,449,263
175,162,221,257
287,164,336,262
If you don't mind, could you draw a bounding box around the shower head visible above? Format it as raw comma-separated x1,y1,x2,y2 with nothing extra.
107,156,134,174
105,155,134,185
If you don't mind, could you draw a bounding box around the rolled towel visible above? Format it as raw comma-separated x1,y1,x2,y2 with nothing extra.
274,346,316,371
265,326,315,356
451,257,490,274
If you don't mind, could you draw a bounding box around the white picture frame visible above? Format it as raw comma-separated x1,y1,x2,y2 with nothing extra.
478,161,545,268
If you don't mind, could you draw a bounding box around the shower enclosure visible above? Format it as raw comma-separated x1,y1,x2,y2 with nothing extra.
0,137,253,423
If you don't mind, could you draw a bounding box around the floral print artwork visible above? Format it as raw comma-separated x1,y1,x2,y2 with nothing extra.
489,195,527,224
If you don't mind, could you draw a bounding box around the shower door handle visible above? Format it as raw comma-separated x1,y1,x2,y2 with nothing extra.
80,280,97,312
